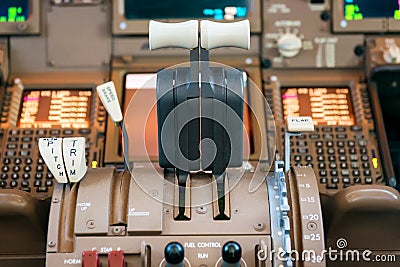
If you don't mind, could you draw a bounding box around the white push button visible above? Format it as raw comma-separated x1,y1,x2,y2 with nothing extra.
286,116,314,132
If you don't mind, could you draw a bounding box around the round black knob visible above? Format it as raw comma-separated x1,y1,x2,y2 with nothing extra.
320,10,330,21
222,241,242,264
354,45,366,57
164,242,185,265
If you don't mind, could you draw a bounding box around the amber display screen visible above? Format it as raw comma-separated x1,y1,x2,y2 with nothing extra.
282,87,356,126
18,89,92,128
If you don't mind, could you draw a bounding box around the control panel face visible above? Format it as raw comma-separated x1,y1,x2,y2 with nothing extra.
0,83,106,199
263,0,364,68
265,73,385,195
332,0,400,32
0,0,40,35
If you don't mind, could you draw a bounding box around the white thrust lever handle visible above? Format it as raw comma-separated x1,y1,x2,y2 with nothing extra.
149,20,199,50
200,19,250,50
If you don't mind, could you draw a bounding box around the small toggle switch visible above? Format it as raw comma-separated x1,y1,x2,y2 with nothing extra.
82,251,99,267
108,250,125,267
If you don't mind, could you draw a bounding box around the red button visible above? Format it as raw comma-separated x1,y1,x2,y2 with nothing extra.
82,251,99,267
108,250,125,267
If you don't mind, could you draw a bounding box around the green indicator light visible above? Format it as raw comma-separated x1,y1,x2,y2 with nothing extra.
8,7,17,22
354,13,363,20
0,17,6,22
395,10,400,20
17,7,22,14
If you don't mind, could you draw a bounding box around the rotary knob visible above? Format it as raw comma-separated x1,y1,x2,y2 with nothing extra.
277,33,302,58
222,241,242,267
164,242,185,267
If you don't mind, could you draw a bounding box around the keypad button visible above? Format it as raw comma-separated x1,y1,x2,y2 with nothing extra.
63,129,74,135
14,158,22,165
331,177,339,184
305,155,312,162
310,134,320,139
354,177,362,184
34,180,42,187
294,155,301,162
7,144,17,149
6,151,16,157
306,163,313,167
21,137,32,142
35,173,43,179
0,181,6,187
354,134,364,140
339,155,347,161
319,170,327,176
342,178,351,184
297,141,307,147
25,158,33,165
317,156,325,162
20,150,30,157
23,130,33,135
36,129,47,135
36,165,44,172
358,141,367,147
21,181,29,187
37,187,48,193
328,156,336,162
330,170,338,176
318,163,326,169
341,169,350,176
21,144,31,149
46,173,53,179
9,129,19,135
78,129,91,134
50,130,60,135
322,127,332,132
320,178,328,184
46,180,53,186
363,162,370,169
316,141,323,147
336,134,347,139
2,166,9,172
10,180,18,187
1,173,8,179
364,169,371,176
337,141,345,147
326,141,334,147
24,166,31,172
340,163,348,169
350,155,358,161
329,163,337,169
365,177,373,184
323,134,333,139
316,148,324,155
3,158,10,165
327,148,335,154
37,158,45,165
297,148,308,154
22,173,30,180
351,162,360,169
335,127,346,132
351,126,362,132
348,141,355,147
12,166,20,172
338,148,346,154
361,155,369,162
360,148,367,155
353,170,360,176
326,184,338,190
11,173,19,179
